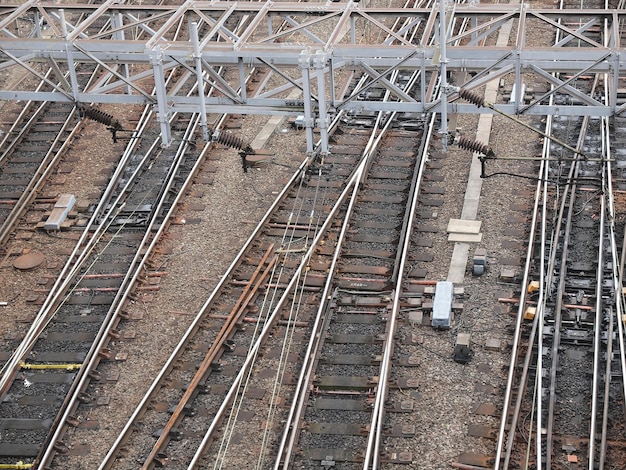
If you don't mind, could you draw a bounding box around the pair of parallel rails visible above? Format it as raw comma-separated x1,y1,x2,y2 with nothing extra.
497,0,626,467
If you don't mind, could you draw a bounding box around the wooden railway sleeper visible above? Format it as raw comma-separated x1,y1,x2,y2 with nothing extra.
153,453,168,468
88,369,102,382
167,404,197,418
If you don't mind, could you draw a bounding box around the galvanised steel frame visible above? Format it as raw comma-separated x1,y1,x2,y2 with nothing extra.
0,1,625,151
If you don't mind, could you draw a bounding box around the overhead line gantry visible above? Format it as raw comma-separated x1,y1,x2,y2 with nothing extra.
0,0,624,152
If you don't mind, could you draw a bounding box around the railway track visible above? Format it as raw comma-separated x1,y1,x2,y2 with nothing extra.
1,0,626,469
0,0,339,467
93,76,439,470
86,3,460,467
0,96,202,468
0,0,114,248
0,100,80,247
0,0,196,249
0,1,210,467
1,0,515,468
498,90,626,470
495,0,626,468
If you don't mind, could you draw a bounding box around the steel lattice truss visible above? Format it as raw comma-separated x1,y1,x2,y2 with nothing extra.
0,0,625,149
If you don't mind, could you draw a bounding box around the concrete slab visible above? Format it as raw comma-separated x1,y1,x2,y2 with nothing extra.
448,232,482,243
447,242,470,283
447,218,482,234
485,338,502,351
408,311,423,325
250,88,302,151
250,114,286,151
446,1,519,283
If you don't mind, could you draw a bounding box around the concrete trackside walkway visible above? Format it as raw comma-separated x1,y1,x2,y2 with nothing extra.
446,7,517,283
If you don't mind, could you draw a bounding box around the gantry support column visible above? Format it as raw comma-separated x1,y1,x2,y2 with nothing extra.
314,50,330,157
438,0,449,149
299,51,316,155
190,22,209,142
149,47,172,146
111,11,131,96
59,10,79,102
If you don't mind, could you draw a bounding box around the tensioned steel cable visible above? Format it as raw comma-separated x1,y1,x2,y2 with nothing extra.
214,158,336,466
212,161,331,467
255,169,333,469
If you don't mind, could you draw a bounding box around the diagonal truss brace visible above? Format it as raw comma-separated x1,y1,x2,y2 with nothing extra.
0,2,625,149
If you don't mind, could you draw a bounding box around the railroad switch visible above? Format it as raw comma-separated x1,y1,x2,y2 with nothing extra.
453,332,472,364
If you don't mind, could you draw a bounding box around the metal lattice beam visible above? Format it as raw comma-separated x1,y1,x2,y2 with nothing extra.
0,1,624,148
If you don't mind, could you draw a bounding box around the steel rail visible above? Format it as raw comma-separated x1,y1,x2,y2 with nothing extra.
96,154,312,470
116,3,352,463
98,18,304,470
596,10,626,465
270,115,394,470
496,0,596,465
588,16,612,466
496,82,563,470
0,95,192,467
215,133,336,468
190,120,371,470
498,107,598,470
199,35,426,464
188,174,361,469
267,2,433,463
366,102,437,470
604,86,626,470
155,11,322,467
0,72,51,165
39,110,202,468
270,1,465,466
99,33,321,470
0,1,122,245
367,17,436,469
1,4,199,463
367,2,476,464
542,8,606,462
0,104,78,246
0,0,194,395
211,239,289,470
0,97,153,395
0,5,161,396
591,54,625,470
46,6,247,466
545,111,592,468
142,242,279,470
